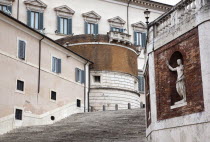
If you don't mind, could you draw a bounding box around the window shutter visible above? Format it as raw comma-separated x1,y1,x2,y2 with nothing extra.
94,24,98,35
39,13,44,30
57,17,60,33
120,28,124,33
81,70,85,84
84,22,88,34
57,59,61,73
134,31,137,46
142,33,146,48
67,18,72,35
18,40,25,60
7,6,12,14
110,27,114,32
142,77,145,92
27,10,31,27
75,68,79,82
52,57,56,72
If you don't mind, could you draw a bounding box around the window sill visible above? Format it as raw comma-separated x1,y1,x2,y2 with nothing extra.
56,33,73,36
15,90,25,95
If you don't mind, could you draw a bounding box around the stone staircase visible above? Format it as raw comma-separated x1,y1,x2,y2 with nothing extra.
0,109,146,142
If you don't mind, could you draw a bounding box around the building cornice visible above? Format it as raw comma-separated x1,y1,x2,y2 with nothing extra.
106,0,172,12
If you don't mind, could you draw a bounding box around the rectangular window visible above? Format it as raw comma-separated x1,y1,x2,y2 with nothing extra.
18,40,26,60
94,76,101,83
77,99,81,107
27,11,43,30
75,68,85,83
85,22,98,34
31,11,39,29
0,5,12,14
57,17,72,35
15,109,23,120
138,75,145,92
51,91,56,101
60,18,68,34
52,57,61,73
134,32,146,47
17,80,24,92
111,27,124,33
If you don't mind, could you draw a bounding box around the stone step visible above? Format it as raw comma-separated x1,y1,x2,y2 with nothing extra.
0,109,146,142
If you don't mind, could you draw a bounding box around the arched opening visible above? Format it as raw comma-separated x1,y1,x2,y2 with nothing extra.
169,51,184,105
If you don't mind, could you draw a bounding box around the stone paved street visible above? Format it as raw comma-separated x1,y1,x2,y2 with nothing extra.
0,109,146,142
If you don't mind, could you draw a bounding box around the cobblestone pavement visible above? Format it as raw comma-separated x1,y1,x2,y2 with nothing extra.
0,109,146,142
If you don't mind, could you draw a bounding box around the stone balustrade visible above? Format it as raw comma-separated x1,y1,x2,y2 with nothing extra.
108,31,132,45
147,0,208,50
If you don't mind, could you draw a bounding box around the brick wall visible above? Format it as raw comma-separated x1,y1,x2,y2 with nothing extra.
154,28,204,120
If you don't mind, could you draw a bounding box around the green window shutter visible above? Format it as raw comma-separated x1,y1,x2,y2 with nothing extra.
120,28,124,33
84,22,88,34
57,17,60,33
67,18,72,35
110,27,114,31
7,6,12,14
142,33,146,48
134,31,137,46
39,12,43,30
27,10,31,27
94,24,98,35
57,59,61,73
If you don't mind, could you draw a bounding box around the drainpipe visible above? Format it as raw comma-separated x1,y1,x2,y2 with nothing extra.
17,0,19,20
84,61,89,112
127,0,131,34
37,36,44,103
88,65,91,112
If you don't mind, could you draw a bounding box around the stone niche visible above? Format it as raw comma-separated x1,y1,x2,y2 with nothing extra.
154,28,204,120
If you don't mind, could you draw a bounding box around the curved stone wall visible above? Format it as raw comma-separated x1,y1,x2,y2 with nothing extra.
90,71,140,111
56,34,138,76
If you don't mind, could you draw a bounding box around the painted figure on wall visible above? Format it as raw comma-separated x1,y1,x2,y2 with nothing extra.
166,59,186,102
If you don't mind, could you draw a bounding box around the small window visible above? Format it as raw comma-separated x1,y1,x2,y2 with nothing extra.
75,68,85,83
134,32,146,47
0,4,12,14
138,75,145,92
128,103,131,109
111,27,124,33
94,76,101,83
51,91,56,101
17,80,24,92
57,17,72,35
18,40,26,60
27,11,43,30
52,57,61,73
15,109,23,120
77,99,81,107
85,22,98,34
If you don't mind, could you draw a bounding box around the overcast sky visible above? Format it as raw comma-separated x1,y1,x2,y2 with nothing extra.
152,0,181,5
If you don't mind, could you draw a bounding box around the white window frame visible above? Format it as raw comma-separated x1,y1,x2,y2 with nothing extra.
30,11,40,30
87,22,95,34
15,78,25,94
59,17,68,35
